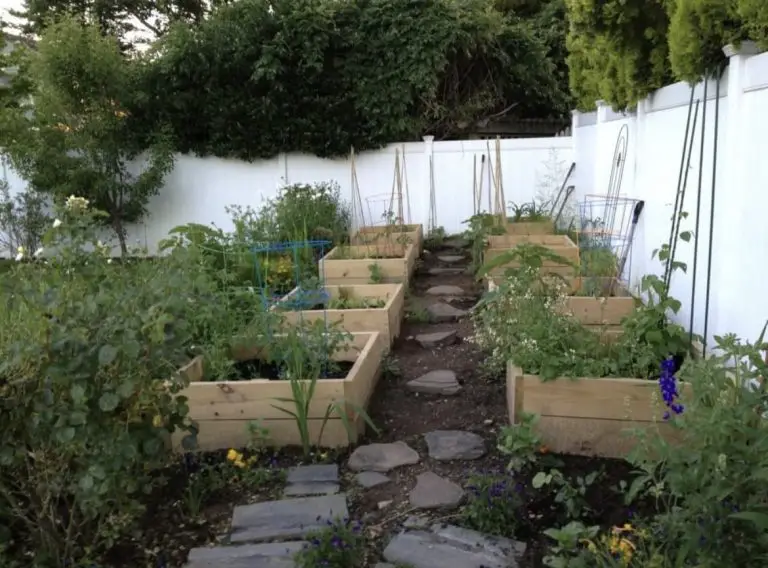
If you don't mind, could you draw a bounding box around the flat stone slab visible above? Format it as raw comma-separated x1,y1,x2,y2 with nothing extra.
230,494,348,543
383,524,526,568
426,302,467,322
424,430,486,461
437,255,465,264
428,267,464,276
407,370,461,395
409,472,464,510
283,481,339,497
284,464,340,496
348,441,420,473
415,330,458,349
355,471,391,488
426,285,466,296
286,464,339,484
185,541,305,567
442,238,469,249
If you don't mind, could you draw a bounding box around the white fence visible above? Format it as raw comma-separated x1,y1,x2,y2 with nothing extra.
572,43,768,348
3,43,768,348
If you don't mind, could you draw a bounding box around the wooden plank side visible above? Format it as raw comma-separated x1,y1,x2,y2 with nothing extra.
533,416,676,458
504,221,554,235
564,296,636,325
173,416,358,450
518,374,667,422
488,234,574,248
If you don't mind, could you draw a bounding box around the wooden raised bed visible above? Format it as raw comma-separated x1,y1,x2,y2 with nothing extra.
504,220,554,235
274,284,405,352
319,243,416,285
484,234,579,278
506,364,688,458
175,331,385,451
352,223,424,253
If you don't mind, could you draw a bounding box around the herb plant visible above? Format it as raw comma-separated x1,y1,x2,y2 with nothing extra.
294,517,365,568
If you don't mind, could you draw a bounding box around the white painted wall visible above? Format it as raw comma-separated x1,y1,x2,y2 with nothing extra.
573,43,768,349
2,136,574,249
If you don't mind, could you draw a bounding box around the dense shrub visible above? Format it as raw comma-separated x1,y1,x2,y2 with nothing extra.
134,0,568,159
0,199,246,564
566,0,671,110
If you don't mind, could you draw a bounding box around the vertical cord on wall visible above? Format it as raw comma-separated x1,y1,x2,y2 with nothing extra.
664,88,696,289
401,144,412,224
428,155,437,233
702,67,723,356
689,78,709,343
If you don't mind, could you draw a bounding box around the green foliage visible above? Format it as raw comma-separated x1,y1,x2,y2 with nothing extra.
136,0,568,159
462,475,525,537
294,517,365,568
0,202,206,564
667,0,745,83
507,200,551,222
462,212,506,274
533,468,600,520
497,412,543,471
0,17,174,254
624,331,768,565
0,179,50,257
566,0,671,110
472,243,691,380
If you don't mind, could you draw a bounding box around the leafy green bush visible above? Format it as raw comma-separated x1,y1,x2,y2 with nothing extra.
566,0,671,110
0,199,225,564
136,0,568,159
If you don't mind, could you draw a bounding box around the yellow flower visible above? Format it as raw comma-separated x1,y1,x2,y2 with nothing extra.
227,448,240,461
152,415,163,427
233,459,246,468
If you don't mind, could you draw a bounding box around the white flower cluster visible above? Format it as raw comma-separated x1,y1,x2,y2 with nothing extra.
65,195,90,212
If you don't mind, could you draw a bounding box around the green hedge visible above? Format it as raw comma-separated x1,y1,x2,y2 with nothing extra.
132,0,568,160
567,0,768,110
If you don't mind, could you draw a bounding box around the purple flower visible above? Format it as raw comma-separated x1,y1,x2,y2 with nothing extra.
659,357,684,420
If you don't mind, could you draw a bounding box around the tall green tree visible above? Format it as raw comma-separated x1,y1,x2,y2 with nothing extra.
0,17,173,254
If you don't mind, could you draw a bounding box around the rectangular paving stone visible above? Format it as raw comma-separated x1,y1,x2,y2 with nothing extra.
185,541,305,567
286,464,339,484
230,494,348,543
429,524,527,558
283,481,340,497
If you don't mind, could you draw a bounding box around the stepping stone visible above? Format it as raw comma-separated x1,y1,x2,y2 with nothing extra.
426,302,467,322
406,370,461,395
426,285,465,296
348,441,420,473
443,238,469,249
284,464,340,496
409,472,464,510
415,330,457,349
428,267,464,276
230,494,348,543
438,255,464,264
383,524,526,568
355,471,391,488
185,541,305,567
375,564,396,568
424,430,486,461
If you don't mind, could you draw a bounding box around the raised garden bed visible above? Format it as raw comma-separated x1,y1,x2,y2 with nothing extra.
506,364,688,458
175,331,385,451
483,234,579,277
504,219,554,235
319,243,416,285
273,284,405,351
352,223,424,253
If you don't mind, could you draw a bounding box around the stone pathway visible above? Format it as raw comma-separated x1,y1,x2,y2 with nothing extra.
184,243,522,567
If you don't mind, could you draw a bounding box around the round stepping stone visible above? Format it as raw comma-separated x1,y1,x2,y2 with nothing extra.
426,302,467,322
415,330,457,349
347,441,420,473
409,471,464,510
438,255,464,264
406,370,461,395
424,430,486,461
426,285,465,296
355,471,391,488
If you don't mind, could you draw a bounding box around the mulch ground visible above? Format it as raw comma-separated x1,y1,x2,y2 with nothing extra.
107,239,643,568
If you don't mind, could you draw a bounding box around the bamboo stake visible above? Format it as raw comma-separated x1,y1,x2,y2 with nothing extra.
401,144,412,225
472,155,478,215
495,138,506,225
